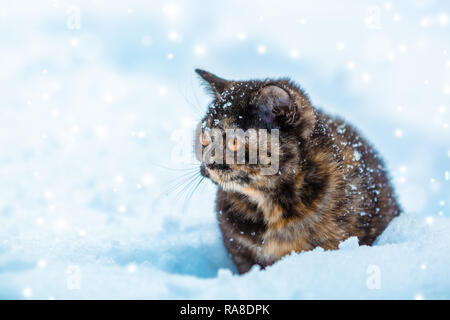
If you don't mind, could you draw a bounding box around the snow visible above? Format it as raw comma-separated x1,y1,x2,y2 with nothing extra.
0,0,449,299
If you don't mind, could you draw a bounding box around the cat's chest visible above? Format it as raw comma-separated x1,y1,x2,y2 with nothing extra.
218,208,312,265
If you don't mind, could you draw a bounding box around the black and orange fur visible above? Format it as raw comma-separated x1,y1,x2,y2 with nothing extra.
195,69,401,274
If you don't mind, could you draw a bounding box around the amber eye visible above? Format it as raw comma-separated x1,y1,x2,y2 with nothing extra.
200,132,209,146
227,137,241,152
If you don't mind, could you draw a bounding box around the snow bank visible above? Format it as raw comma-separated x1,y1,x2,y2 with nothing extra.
1,212,450,299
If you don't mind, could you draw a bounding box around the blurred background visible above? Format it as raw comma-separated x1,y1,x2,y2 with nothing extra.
0,0,449,299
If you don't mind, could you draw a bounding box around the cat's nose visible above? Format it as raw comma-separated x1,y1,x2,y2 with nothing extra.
207,163,231,171
200,164,209,177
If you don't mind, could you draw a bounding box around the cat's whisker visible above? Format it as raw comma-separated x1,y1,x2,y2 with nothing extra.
151,170,202,211
181,175,205,211
162,172,201,197
177,79,205,119
173,172,202,202
163,174,203,213
149,161,199,172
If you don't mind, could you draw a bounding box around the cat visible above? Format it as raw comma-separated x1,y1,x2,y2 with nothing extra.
194,69,401,274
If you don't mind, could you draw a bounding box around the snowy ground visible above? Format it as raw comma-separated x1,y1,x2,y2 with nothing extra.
0,0,449,299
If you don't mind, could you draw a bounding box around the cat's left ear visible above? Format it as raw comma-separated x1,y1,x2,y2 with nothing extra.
254,84,316,140
195,69,230,98
254,85,297,127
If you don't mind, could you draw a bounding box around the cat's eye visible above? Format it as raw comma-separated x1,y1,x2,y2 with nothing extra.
227,137,241,152
200,132,209,147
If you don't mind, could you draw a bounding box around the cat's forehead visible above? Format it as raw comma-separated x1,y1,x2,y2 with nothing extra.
202,81,262,129
220,81,258,99
202,108,236,130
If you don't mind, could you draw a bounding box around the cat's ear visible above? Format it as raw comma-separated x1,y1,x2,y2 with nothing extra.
254,85,296,127
195,69,229,97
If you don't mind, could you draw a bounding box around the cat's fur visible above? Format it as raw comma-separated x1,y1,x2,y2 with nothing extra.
195,69,401,274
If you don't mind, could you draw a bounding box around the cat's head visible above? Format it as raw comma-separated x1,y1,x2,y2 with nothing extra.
194,69,316,192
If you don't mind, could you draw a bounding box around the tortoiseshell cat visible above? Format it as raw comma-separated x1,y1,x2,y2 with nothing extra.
194,69,401,274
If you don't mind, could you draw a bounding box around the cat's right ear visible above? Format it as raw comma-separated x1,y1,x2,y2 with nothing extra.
195,69,229,98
